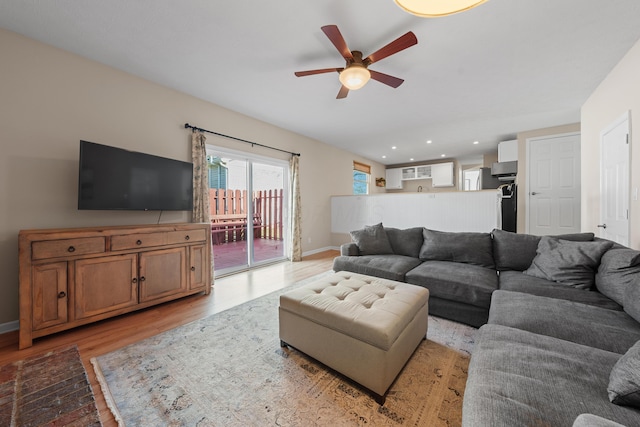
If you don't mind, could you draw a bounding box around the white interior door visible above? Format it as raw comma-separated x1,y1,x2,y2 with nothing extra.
600,112,630,246
527,133,581,235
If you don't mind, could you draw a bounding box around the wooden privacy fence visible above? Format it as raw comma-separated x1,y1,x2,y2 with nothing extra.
210,188,284,244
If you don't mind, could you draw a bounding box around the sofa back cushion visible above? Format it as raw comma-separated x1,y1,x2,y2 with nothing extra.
523,237,613,290
419,229,494,268
385,227,424,258
349,222,394,255
491,229,596,271
624,280,640,323
596,248,640,306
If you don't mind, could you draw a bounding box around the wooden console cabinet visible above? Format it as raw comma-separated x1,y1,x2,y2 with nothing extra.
19,223,212,349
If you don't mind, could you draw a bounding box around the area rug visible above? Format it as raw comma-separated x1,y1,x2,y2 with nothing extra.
92,274,477,426
0,345,102,426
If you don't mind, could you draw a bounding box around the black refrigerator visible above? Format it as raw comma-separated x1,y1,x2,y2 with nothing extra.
500,183,517,232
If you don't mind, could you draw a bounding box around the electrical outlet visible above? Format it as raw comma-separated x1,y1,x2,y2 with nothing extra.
307,237,312,243
634,187,638,201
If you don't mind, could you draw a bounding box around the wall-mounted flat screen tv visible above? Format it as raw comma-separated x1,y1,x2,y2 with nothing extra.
78,140,193,211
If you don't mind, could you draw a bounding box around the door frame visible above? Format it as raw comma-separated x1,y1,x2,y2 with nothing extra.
525,131,581,234
599,111,631,244
207,144,290,275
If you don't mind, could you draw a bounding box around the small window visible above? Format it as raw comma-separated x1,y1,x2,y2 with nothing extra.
353,161,370,195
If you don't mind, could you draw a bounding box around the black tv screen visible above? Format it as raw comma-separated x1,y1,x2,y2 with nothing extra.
78,140,193,211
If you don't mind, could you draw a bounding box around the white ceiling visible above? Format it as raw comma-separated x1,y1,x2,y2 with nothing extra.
2,0,640,165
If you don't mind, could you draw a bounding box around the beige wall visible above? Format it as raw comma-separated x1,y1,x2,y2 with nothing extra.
515,123,581,233
0,29,384,326
582,38,640,249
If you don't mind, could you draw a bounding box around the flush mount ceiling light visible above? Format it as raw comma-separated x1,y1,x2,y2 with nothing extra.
394,0,489,17
339,63,371,90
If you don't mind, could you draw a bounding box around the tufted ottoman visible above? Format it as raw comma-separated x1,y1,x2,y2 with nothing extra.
279,271,429,404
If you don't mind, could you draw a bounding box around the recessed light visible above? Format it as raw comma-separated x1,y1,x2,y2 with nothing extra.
392,146,397,150
473,141,479,145
441,154,446,157
410,158,414,161
426,140,432,144
382,155,387,159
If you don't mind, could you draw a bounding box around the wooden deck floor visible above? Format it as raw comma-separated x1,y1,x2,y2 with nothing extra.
213,238,285,271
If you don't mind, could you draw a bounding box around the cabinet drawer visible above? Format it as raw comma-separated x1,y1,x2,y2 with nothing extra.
111,232,166,251
167,229,206,245
32,237,105,260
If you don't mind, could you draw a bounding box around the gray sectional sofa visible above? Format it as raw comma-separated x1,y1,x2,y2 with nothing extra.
333,223,640,426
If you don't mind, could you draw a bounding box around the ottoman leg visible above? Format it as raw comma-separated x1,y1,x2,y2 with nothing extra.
374,392,386,406
280,340,289,347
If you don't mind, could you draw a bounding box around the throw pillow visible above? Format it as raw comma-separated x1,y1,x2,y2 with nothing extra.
349,223,393,256
608,340,640,408
595,248,640,305
624,279,640,324
523,237,613,289
419,228,494,268
491,229,596,271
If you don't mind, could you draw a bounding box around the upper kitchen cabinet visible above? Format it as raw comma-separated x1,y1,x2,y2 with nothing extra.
385,168,403,189
431,162,455,187
498,140,518,162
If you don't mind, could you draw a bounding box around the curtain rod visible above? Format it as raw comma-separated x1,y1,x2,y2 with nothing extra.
184,123,301,157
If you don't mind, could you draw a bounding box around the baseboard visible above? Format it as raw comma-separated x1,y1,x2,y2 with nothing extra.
302,246,339,257
0,320,19,334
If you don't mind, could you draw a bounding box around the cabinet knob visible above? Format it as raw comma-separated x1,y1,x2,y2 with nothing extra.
191,266,196,271
67,246,75,253
132,278,137,284
185,235,190,241
136,240,142,245
140,276,146,282
58,291,66,299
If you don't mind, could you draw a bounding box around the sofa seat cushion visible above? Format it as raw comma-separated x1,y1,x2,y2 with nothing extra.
462,324,640,427
405,260,498,308
498,270,623,311
332,255,422,282
488,290,640,354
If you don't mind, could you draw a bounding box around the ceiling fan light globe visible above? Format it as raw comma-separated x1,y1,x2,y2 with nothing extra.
339,65,371,90
394,0,489,17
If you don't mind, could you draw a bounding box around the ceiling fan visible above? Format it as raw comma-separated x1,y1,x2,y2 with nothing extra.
294,25,418,99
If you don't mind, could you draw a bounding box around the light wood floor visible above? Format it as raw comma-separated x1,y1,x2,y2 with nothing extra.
0,249,338,426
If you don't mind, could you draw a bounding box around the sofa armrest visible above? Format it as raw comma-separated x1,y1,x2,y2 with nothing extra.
340,243,359,256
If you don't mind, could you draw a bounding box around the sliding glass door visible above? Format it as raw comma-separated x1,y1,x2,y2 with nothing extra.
207,147,288,276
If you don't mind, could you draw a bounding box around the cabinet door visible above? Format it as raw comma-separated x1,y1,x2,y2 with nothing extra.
498,140,518,162
75,254,138,319
385,168,403,189
139,247,187,302
401,167,416,180
32,262,68,330
188,245,208,290
432,162,455,187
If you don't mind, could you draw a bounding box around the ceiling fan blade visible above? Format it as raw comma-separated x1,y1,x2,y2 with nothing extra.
369,70,405,88
294,68,342,77
365,31,418,64
321,25,354,60
337,85,349,99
